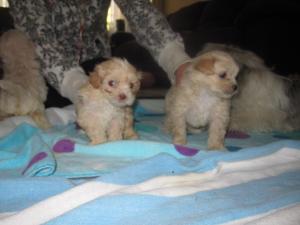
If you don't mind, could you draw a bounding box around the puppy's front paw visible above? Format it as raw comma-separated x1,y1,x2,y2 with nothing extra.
108,133,123,142
126,132,139,140
208,142,225,150
124,129,139,140
90,137,107,145
173,136,187,145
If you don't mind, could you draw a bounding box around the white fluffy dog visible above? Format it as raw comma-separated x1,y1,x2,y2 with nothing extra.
0,29,50,129
202,43,300,132
165,50,239,150
76,58,141,145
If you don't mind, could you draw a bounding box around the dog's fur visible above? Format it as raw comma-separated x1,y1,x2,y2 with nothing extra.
0,29,50,129
202,43,300,132
76,58,141,145
165,50,239,150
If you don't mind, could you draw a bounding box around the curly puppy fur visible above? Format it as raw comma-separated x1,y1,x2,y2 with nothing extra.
76,58,141,145
0,29,50,129
165,50,239,150
202,43,300,132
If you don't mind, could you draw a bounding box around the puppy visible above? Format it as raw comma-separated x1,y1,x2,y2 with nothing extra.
76,58,141,145
202,43,299,132
0,29,50,129
165,50,239,150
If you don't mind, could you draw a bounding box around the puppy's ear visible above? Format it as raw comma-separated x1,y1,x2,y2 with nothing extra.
194,56,216,75
89,71,101,89
88,63,108,89
131,71,142,94
136,71,142,82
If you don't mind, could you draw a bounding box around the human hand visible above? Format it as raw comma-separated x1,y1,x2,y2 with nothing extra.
61,67,88,104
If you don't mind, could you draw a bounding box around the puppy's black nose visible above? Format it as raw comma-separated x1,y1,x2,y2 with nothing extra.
233,85,238,91
119,93,127,100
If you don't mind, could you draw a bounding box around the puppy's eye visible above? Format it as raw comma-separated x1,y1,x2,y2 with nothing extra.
219,72,227,79
108,80,116,87
130,82,134,89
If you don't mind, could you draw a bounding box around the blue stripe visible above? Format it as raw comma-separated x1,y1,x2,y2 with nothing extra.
0,177,73,212
46,170,300,225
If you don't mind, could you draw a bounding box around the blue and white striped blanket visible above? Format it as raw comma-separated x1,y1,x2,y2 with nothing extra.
0,100,299,225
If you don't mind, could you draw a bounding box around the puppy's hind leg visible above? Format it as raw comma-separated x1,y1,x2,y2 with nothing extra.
123,107,139,140
168,112,187,145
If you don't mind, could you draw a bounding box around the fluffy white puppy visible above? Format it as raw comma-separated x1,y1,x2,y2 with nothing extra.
0,29,50,129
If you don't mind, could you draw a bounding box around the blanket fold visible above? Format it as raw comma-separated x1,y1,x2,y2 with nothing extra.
0,123,56,177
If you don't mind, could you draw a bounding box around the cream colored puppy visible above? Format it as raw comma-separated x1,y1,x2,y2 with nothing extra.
76,58,141,145
0,29,50,129
165,50,239,150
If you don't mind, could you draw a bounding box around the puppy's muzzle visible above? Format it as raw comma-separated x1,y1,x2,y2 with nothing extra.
232,84,238,92
230,84,238,96
223,84,238,97
118,93,127,101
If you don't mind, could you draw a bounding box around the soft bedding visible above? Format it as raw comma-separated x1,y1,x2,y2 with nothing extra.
0,99,299,225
